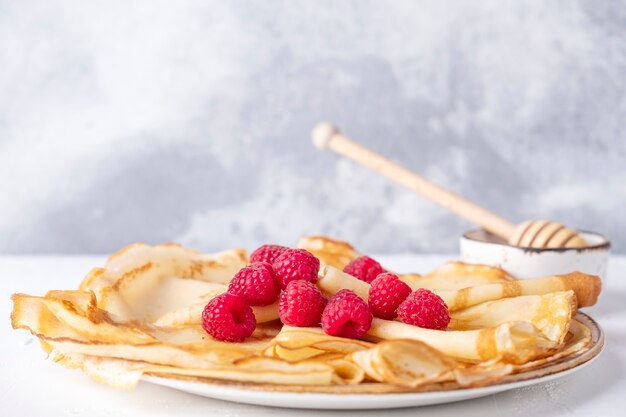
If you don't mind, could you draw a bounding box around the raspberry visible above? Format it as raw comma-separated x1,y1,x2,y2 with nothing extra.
250,244,289,264
227,262,280,306
201,293,256,342
321,289,372,339
279,280,327,327
343,256,384,283
272,249,320,289
368,273,412,319
397,289,450,330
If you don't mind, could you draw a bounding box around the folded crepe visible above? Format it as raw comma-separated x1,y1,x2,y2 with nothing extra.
399,261,514,292
79,243,248,323
349,339,457,387
449,291,577,343
297,236,360,270
367,318,559,363
318,266,600,311
12,290,359,387
437,273,600,311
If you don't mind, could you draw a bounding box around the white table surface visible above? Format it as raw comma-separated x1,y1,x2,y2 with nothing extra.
2,254,625,416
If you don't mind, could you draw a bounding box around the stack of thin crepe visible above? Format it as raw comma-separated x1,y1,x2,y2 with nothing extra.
11,236,601,391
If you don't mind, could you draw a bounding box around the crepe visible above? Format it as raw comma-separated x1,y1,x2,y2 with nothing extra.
367,318,559,363
400,262,514,292
317,266,371,300
79,243,248,322
437,273,600,311
297,236,359,270
449,291,576,343
10,237,600,392
350,339,457,387
318,266,600,311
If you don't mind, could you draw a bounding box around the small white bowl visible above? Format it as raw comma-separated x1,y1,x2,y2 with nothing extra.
460,229,610,280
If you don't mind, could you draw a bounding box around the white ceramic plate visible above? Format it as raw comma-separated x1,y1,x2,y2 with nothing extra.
142,313,603,410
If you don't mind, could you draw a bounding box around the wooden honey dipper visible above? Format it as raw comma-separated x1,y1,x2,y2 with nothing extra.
311,123,587,249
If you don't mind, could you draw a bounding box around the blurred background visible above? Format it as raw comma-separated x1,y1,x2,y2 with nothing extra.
1,1,624,255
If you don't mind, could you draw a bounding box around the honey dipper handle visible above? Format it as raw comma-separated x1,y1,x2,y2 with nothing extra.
312,122,517,240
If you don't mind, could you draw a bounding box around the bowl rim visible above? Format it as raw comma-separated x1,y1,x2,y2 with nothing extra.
461,229,611,253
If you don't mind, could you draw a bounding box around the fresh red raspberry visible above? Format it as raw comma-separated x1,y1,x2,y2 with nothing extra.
321,289,372,339
343,256,384,283
272,249,320,289
368,272,412,320
397,288,450,330
227,262,280,306
250,244,289,264
201,293,256,342
279,280,327,327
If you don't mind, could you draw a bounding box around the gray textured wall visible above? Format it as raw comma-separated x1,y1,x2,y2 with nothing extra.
1,1,625,255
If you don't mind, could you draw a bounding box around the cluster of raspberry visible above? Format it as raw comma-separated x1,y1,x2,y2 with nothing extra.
202,245,450,342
